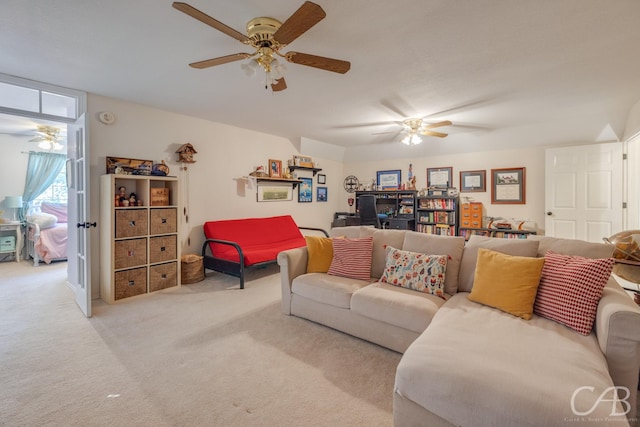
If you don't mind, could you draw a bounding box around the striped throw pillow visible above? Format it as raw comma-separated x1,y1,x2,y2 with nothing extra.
327,236,373,281
533,251,614,335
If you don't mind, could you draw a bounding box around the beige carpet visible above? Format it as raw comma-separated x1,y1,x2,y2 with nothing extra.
0,261,400,426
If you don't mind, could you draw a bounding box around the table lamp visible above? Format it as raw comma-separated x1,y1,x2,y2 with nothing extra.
3,196,23,222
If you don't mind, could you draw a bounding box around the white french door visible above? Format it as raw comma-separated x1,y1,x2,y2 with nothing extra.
66,114,92,317
545,142,623,242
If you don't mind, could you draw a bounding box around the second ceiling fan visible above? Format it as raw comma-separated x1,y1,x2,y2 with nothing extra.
172,1,351,91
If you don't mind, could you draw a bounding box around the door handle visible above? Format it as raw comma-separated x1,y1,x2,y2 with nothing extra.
546,212,553,216
77,222,97,228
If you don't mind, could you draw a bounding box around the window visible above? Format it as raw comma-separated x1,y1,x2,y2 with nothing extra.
33,168,68,207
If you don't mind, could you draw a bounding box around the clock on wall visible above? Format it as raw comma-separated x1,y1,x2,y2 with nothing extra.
343,175,359,193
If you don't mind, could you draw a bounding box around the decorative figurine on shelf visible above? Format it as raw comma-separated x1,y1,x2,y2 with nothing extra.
118,186,127,206
152,160,170,176
129,193,137,206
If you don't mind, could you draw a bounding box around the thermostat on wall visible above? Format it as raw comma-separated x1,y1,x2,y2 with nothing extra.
98,111,116,125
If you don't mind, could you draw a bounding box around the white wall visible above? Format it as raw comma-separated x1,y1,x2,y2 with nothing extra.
87,94,343,297
341,146,547,233
0,134,31,215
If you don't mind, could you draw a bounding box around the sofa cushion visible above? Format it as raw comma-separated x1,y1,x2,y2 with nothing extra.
327,236,373,281
458,235,540,293
380,246,447,297
351,282,446,333
528,235,614,258
292,273,370,309
370,229,407,279
468,248,545,320
395,293,626,427
402,231,465,295
305,236,334,273
534,251,615,335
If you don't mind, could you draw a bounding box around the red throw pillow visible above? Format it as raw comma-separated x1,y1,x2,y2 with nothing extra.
533,251,614,335
327,237,373,281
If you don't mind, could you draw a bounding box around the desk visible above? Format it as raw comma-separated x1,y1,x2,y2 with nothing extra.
0,222,22,262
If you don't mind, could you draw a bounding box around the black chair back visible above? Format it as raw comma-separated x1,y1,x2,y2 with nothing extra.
358,195,381,228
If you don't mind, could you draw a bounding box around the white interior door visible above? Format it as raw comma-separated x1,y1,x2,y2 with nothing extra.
545,142,623,242
67,113,92,317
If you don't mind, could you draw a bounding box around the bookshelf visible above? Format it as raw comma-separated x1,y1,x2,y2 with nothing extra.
415,195,458,236
459,227,536,241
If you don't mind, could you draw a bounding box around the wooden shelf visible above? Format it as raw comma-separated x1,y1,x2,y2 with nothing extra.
288,166,322,176
256,177,303,188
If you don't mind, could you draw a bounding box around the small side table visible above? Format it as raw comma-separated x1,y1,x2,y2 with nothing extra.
0,222,23,262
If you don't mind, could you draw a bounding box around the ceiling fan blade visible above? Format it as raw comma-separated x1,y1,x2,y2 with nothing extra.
420,130,448,138
189,53,251,69
423,120,452,129
273,1,326,46
285,52,350,74
172,2,250,43
271,78,287,92
372,130,400,136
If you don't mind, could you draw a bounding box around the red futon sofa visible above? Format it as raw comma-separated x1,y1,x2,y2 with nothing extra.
202,215,327,288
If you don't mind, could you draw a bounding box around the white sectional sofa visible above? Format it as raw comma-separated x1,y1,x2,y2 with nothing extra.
277,226,640,426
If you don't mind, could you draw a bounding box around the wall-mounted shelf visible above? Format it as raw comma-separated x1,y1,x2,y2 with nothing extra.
256,177,303,188
289,166,322,176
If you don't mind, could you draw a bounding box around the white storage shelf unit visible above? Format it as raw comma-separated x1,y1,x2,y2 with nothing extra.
100,174,181,304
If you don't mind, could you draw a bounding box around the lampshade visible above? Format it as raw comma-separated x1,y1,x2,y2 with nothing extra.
4,196,23,209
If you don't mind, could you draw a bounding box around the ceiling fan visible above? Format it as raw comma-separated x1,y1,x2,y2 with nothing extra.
375,119,453,145
29,125,64,151
172,1,351,91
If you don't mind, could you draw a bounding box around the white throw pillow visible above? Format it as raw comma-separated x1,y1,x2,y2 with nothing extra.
28,212,58,229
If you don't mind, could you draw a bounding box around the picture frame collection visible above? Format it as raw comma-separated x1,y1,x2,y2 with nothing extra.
371,166,526,204
257,155,329,203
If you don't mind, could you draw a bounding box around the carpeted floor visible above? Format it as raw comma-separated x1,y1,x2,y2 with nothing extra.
0,261,400,426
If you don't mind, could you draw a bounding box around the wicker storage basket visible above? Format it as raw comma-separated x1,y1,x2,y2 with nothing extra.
115,209,148,238
149,262,178,292
115,267,147,300
114,238,147,269
149,235,177,263
150,208,177,235
181,253,204,284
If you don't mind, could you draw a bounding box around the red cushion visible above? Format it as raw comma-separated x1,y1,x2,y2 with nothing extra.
203,215,305,266
533,251,614,335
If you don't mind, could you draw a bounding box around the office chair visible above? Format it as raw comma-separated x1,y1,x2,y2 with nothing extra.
358,195,383,228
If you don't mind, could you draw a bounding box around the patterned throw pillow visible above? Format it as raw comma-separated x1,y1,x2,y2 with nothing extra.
533,251,615,335
327,236,373,281
380,246,447,297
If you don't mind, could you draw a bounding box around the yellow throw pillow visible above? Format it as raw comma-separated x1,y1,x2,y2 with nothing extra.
468,248,545,320
305,236,334,273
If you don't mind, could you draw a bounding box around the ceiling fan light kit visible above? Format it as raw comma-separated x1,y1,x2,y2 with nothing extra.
172,1,350,91
29,125,64,151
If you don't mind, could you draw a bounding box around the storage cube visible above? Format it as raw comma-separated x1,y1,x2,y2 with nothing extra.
150,208,177,235
115,267,147,300
149,235,177,263
149,262,177,292
115,209,148,238
114,238,147,269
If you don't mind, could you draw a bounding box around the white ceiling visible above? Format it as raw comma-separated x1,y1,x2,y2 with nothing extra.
1,0,640,160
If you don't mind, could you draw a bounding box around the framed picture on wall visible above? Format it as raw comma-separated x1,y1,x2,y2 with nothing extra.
317,186,327,202
317,174,326,184
257,184,293,202
460,170,486,192
427,167,452,188
491,167,526,204
298,177,313,202
376,170,401,190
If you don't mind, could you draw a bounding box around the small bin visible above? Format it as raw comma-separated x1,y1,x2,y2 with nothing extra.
0,235,16,252
149,262,178,292
181,254,204,284
150,208,177,235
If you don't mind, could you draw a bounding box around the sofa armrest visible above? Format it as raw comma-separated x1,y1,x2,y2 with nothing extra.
595,277,640,417
277,246,308,315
